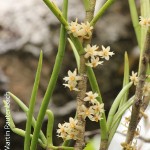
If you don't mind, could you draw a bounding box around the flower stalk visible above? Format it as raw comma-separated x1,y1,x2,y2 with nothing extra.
125,27,150,145
74,0,96,149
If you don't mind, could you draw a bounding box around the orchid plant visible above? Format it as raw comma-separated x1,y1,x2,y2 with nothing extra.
3,0,150,150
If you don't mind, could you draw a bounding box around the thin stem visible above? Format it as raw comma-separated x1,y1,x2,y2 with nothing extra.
83,0,90,11
3,100,46,149
74,1,96,149
43,0,68,27
128,0,141,48
90,0,116,26
85,0,96,22
87,67,108,140
30,1,68,149
46,110,54,147
8,92,47,144
24,51,43,150
125,28,150,144
47,146,74,150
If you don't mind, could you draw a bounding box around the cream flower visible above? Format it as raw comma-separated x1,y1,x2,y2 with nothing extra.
86,57,103,68
57,123,68,139
92,102,104,114
99,45,114,60
57,118,80,140
63,82,79,91
88,113,103,122
63,69,81,91
63,69,81,83
80,105,94,119
79,22,93,39
130,71,138,85
84,91,98,104
68,19,81,37
68,117,78,129
84,44,99,58
139,16,150,27
143,82,150,96
66,131,79,140
67,20,93,39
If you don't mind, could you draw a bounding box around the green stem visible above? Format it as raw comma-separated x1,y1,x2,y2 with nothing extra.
30,1,68,149
83,0,90,11
24,51,43,150
47,146,74,150
46,110,54,147
43,0,68,27
128,0,141,48
3,100,46,149
87,67,108,141
8,92,47,144
90,0,116,26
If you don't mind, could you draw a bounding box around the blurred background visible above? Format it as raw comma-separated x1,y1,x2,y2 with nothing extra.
0,0,140,149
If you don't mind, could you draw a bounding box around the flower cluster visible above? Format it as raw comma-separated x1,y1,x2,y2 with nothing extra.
121,142,137,150
130,71,138,85
68,19,93,39
80,91,104,122
130,71,150,96
57,117,80,140
139,16,150,27
84,44,114,68
143,82,150,96
63,69,81,91
122,114,141,137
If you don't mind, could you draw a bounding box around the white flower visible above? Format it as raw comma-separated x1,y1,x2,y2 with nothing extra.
86,57,103,68
63,82,79,91
84,91,98,104
139,16,150,27
67,20,93,39
80,105,94,119
57,123,69,139
79,22,93,39
99,45,114,60
57,118,80,140
84,44,99,59
66,131,79,140
63,69,81,83
68,117,78,129
92,102,104,114
88,113,103,122
68,19,81,37
63,69,81,91
143,82,150,96
130,71,138,85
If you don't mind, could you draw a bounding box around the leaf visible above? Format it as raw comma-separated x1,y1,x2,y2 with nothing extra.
8,92,47,144
119,52,130,108
68,38,80,70
107,82,133,131
24,51,43,150
84,140,95,150
108,96,134,144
